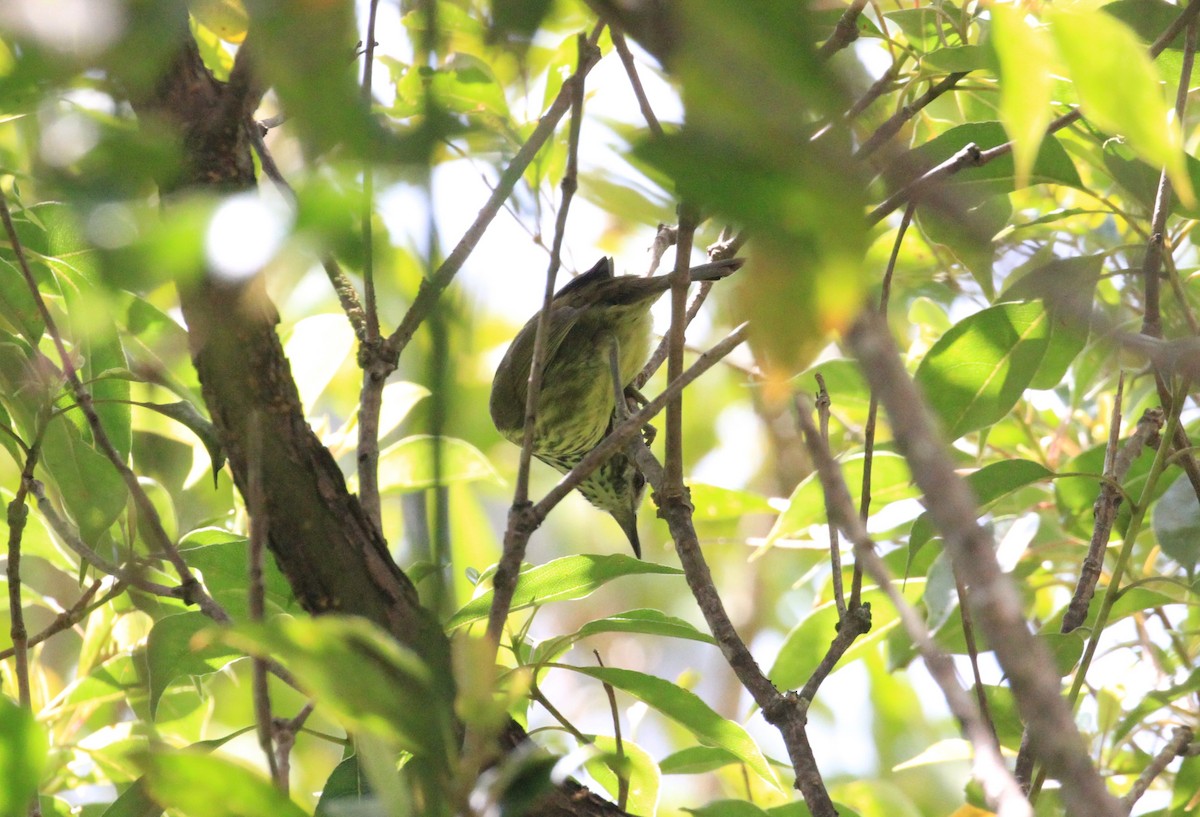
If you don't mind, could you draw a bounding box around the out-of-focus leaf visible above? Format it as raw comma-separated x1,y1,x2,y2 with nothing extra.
572,666,782,792
97,778,160,817
1152,473,1200,575
913,301,1052,440
585,736,660,816
991,7,1056,188
489,0,555,44
0,697,47,817
531,608,716,666
220,617,455,764
140,750,309,817
376,435,499,492
639,0,868,383
283,313,356,412
189,0,249,44
689,484,774,521
1102,0,1189,48
314,755,369,817
922,45,988,72
1049,7,1193,205
885,5,963,50
449,555,684,629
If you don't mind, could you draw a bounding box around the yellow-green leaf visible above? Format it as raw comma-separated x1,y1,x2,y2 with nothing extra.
1049,7,1193,205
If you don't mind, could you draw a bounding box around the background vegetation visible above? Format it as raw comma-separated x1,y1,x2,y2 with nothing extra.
1,0,1199,815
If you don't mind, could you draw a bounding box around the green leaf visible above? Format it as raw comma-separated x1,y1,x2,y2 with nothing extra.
376,435,499,492
908,460,1053,564
585,736,660,816
315,755,370,816
908,122,1083,195
145,612,242,717
220,617,455,763
178,529,294,609
689,484,774,521
572,666,783,792
41,414,128,543
1102,0,1190,48
531,608,716,666
687,802,771,817
769,581,924,691
766,452,914,545
97,779,161,817
132,400,225,481
999,254,1102,390
1152,473,1200,575
140,750,309,817
282,313,356,412
86,332,132,463
1049,7,1193,205
922,45,989,73
661,746,745,775
913,300,1052,440
991,7,1055,188
449,554,683,629
0,256,44,344
0,696,47,817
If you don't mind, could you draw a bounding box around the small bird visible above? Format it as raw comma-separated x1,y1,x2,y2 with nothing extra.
489,256,741,557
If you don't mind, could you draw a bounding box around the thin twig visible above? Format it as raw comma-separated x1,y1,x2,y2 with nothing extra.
634,439,837,814
812,375,845,616
663,206,699,495
611,30,663,138
247,411,281,787
488,32,596,645
847,311,1123,817
0,578,111,662
7,441,41,710
854,201,914,608
855,71,969,160
817,0,869,60
1122,726,1194,811
594,651,629,810
794,398,1031,817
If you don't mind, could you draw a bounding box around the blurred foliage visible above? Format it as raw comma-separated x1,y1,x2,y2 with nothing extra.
1,0,1200,816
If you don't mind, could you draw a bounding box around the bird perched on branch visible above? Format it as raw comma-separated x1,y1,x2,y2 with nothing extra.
489,256,742,557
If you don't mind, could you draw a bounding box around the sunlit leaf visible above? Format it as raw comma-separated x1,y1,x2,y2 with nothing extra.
572,666,783,792
220,617,455,764
376,434,499,492
991,7,1056,188
913,301,1052,440
0,697,47,817
140,750,308,817
145,612,242,717
1049,7,1193,205
448,554,684,629
766,452,914,545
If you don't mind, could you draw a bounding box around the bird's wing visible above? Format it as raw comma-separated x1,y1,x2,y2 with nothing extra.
489,304,583,434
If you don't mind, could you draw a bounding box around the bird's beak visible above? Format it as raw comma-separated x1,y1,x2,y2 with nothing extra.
614,510,642,559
